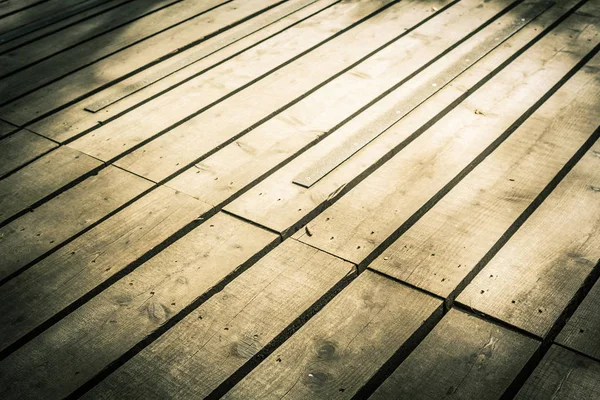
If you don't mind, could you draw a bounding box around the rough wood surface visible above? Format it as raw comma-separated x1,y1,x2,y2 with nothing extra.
0,146,102,224
292,11,599,266
369,51,600,300
0,212,277,400
0,119,17,138
0,129,56,177
556,279,600,362
0,0,284,124
224,0,584,236
515,345,600,400
168,0,520,206
0,165,152,282
370,308,539,399
84,239,355,399
0,186,211,353
457,139,600,338
27,0,337,143
0,0,47,19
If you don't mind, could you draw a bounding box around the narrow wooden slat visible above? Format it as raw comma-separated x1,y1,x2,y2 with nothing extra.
0,0,127,52
174,0,547,208
0,119,16,137
370,309,539,400
0,212,277,400
369,51,600,300
0,146,102,224
456,138,600,338
223,0,584,236
0,0,285,124
556,279,600,361
83,239,355,399
0,0,179,80
515,345,600,400
0,165,152,282
71,0,438,165
0,129,56,177
291,11,599,266
0,0,47,19
27,0,338,143
224,270,442,399
0,186,212,353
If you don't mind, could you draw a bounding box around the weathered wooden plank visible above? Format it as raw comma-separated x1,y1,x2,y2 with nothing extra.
0,0,46,19
83,239,354,399
0,0,179,80
224,0,584,236
0,0,126,52
174,0,546,208
0,129,56,177
291,11,599,266
0,146,102,224
0,0,286,123
224,270,442,399
369,51,600,300
515,345,600,400
71,0,438,165
0,186,212,353
0,119,17,138
26,0,337,143
0,212,277,400
556,279,600,362
0,165,152,282
0,0,235,106
370,309,539,400
456,139,600,338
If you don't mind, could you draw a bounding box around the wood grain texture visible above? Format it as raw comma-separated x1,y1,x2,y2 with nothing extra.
292,11,599,266
224,270,443,399
167,0,517,206
0,0,283,124
0,165,152,281
0,129,56,177
369,51,600,299
27,0,337,143
515,345,600,400
0,0,46,19
0,186,211,353
109,0,452,180
556,279,600,362
84,239,355,399
0,212,277,400
0,146,102,224
370,309,539,400
0,118,17,138
456,139,600,338
224,0,584,237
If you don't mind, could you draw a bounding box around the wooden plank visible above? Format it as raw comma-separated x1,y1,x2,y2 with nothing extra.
0,0,178,80
116,0,487,184
290,11,599,266
0,212,277,400
0,0,127,52
369,51,600,300
175,0,548,209
83,239,355,399
224,270,442,399
0,0,286,124
0,129,56,177
371,309,539,400
84,0,322,113
26,0,337,143
70,0,435,164
0,186,212,353
0,146,102,224
224,0,585,236
456,139,600,338
0,118,17,137
0,0,46,19
0,165,152,282
515,345,600,400
556,279,600,362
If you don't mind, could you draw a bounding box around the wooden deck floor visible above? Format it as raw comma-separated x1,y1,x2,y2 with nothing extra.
0,0,599,398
